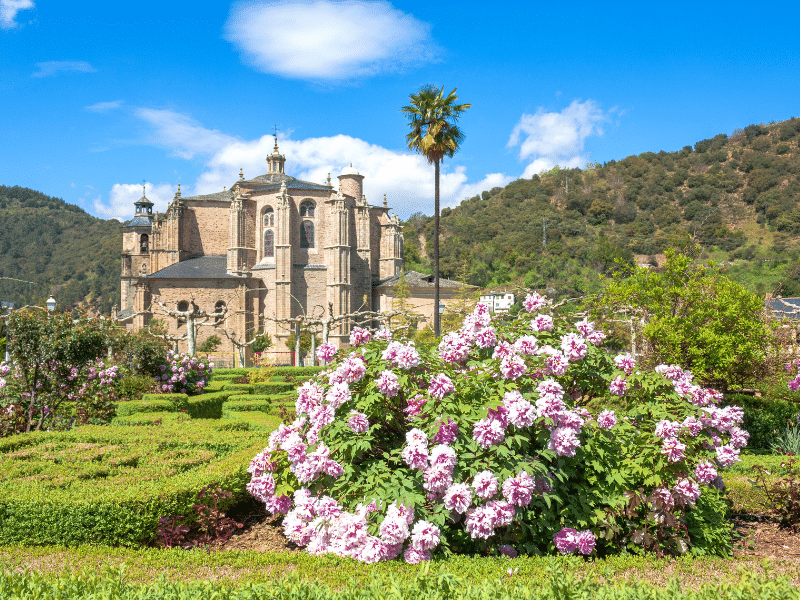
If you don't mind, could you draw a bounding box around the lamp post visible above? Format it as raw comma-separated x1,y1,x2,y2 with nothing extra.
46,296,56,312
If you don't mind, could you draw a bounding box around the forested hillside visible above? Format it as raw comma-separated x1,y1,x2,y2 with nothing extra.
0,186,120,314
404,118,800,299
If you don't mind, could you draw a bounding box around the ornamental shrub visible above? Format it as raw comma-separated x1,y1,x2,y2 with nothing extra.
246,295,746,563
156,352,213,395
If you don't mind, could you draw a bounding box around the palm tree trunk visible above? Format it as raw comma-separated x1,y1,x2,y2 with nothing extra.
434,159,440,338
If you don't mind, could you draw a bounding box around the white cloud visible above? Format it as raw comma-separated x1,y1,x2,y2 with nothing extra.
93,182,176,222
134,107,240,160
224,0,439,80
31,61,96,78
508,99,612,176
0,0,33,29
86,100,123,112
125,107,506,219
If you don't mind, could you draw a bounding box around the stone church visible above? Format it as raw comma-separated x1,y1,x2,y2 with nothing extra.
117,139,406,362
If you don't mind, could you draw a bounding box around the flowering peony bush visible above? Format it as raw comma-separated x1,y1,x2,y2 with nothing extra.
157,352,212,395
246,294,744,562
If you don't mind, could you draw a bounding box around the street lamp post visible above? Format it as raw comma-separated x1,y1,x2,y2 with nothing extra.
46,296,56,312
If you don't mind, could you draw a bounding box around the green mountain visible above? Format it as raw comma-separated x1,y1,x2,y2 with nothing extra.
0,186,121,314
403,118,800,299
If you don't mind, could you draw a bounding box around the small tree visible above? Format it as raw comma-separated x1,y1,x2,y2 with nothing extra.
5,308,108,431
589,248,773,389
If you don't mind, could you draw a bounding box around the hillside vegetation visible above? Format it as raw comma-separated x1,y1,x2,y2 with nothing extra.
404,118,800,299
0,186,120,313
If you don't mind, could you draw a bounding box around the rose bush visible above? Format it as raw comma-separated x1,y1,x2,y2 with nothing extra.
246,294,744,562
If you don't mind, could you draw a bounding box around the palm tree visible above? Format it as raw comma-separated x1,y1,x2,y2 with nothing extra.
401,85,471,338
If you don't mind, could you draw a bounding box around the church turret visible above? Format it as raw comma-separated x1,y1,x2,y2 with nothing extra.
267,136,286,174
120,186,156,312
338,164,364,200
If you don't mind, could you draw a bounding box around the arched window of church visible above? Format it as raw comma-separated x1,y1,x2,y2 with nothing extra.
140,234,149,253
214,300,226,325
176,300,189,329
300,201,315,217
264,229,274,257
263,207,274,227
300,220,314,248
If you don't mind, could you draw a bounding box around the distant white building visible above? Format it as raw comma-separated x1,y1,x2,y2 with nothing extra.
479,291,516,313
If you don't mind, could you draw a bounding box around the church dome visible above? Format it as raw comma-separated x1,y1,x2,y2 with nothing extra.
340,163,360,176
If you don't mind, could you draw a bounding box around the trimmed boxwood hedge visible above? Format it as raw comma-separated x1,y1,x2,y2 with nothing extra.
115,400,177,417
253,381,294,395
221,396,273,417
0,423,267,546
210,368,250,379
219,411,282,432
140,393,188,411
222,383,254,395
186,391,232,419
112,412,185,427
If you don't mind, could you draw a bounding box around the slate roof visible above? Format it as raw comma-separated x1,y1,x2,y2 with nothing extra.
244,172,332,192
183,190,232,202
767,297,800,320
375,270,470,289
122,215,154,227
147,256,241,279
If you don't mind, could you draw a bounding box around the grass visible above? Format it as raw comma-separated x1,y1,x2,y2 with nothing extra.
0,545,797,589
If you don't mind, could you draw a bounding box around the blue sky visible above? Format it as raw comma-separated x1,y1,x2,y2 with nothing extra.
1,0,798,221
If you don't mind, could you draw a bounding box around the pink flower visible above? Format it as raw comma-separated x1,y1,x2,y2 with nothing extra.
401,443,429,470
374,328,392,340
429,373,455,399
531,314,554,332
403,394,427,419
376,370,401,397
553,528,578,554
729,427,750,449
597,409,617,429
661,437,686,463
500,355,527,380
574,530,596,555
514,335,539,355
423,463,454,496
316,342,338,364
487,500,515,526
432,418,458,444
473,417,506,448
523,292,547,313
438,332,472,364
349,327,371,347
266,494,291,515
382,341,421,369
548,427,581,457
560,333,588,361
694,460,718,484
379,515,410,545
609,376,627,396
546,352,569,375
655,420,682,439
348,411,369,434
715,444,741,468
475,327,497,348
681,415,702,436
502,471,535,507
246,474,276,502
614,352,636,375
429,444,457,469
472,470,500,499
325,382,351,408
464,506,496,539
444,483,473,513
404,546,431,564
411,520,441,551
504,392,536,428
673,478,701,506
340,355,367,383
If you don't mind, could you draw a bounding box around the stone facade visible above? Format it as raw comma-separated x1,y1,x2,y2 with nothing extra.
118,139,405,362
